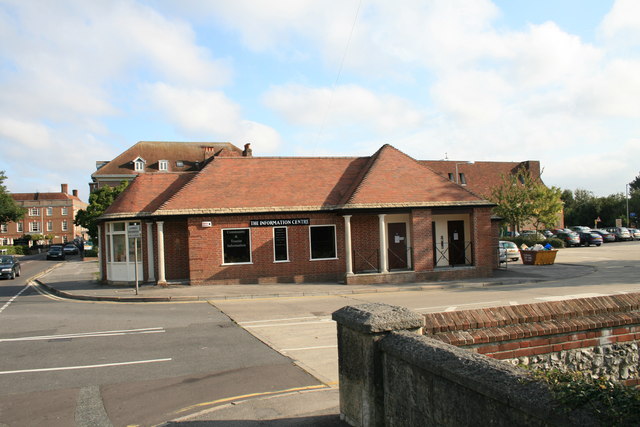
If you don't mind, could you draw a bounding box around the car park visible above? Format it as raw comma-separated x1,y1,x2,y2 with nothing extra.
499,241,520,262
520,230,546,240
591,229,616,243
570,226,592,233
46,245,66,260
63,243,79,255
0,255,21,279
576,231,603,247
552,229,580,247
605,227,632,241
628,228,640,240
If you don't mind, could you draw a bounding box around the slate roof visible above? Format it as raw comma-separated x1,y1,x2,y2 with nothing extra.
92,141,243,178
100,144,493,220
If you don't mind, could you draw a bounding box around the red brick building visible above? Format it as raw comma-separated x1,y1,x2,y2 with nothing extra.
1,184,88,245
97,145,499,286
90,140,244,192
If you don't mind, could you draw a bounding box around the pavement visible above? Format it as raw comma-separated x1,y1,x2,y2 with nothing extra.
28,255,593,426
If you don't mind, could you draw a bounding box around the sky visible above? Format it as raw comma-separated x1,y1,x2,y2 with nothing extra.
1,0,639,201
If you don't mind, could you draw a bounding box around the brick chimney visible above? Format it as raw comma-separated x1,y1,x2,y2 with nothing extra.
72,189,78,198
61,183,68,194
242,143,253,157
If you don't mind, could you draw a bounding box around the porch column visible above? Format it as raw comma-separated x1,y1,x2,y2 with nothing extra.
156,221,166,284
343,215,353,275
146,222,155,282
97,225,102,280
378,214,388,273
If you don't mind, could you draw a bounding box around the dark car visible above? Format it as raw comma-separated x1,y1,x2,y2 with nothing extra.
576,232,603,247
553,229,580,247
63,243,79,255
591,229,615,243
46,245,66,260
0,255,21,279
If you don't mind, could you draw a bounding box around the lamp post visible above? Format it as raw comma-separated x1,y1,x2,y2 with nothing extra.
626,183,630,228
455,161,474,184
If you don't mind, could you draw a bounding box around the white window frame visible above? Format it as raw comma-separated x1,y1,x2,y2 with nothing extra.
29,221,41,233
159,160,169,171
134,159,145,171
17,222,23,232
61,207,68,216
46,207,53,216
29,207,40,216
0,224,7,233
61,220,68,231
221,228,252,265
309,224,338,261
46,221,53,232
273,226,289,263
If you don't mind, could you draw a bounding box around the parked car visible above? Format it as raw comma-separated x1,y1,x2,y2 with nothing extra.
552,229,580,247
591,229,616,243
499,241,520,262
520,230,546,240
576,231,603,247
63,243,79,255
628,228,640,240
605,227,632,241
0,255,21,280
570,226,592,233
46,245,66,260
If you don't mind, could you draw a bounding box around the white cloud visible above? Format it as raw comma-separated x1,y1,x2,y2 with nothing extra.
264,84,425,133
599,0,640,46
146,83,282,152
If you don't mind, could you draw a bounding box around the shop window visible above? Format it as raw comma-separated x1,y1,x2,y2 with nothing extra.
273,227,289,262
309,225,337,260
222,228,252,264
112,234,126,262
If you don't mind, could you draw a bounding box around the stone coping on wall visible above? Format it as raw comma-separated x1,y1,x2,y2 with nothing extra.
424,293,640,346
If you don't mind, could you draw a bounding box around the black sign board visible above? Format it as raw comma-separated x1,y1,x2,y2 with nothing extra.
250,218,310,227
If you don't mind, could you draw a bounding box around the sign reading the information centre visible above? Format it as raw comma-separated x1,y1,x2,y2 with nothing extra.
250,218,310,227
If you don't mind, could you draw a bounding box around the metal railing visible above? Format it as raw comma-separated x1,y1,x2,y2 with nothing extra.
388,246,413,271
434,241,473,267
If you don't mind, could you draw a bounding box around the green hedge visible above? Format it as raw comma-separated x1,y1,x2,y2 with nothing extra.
0,245,28,255
84,249,98,257
500,236,565,249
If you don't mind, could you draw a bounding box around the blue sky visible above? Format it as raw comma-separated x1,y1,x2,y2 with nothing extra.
1,0,638,200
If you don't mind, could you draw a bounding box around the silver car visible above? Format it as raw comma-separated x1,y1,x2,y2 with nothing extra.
499,241,520,262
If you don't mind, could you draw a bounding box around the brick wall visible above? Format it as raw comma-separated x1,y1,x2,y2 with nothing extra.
187,213,345,285
350,215,380,273
411,208,433,272
423,293,640,386
162,219,189,281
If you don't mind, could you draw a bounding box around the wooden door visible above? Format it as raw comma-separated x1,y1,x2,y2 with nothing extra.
447,220,466,265
388,222,407,269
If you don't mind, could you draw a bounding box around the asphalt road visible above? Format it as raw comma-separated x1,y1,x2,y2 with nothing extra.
0,258,321,427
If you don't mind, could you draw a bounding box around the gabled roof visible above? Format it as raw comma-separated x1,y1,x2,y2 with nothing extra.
100,144,493,220
103,173,197,218
92,141,243,178
420,160,542,198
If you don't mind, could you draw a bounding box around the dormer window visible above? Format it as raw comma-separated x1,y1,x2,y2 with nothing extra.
133,157,146,172
159,160,169,171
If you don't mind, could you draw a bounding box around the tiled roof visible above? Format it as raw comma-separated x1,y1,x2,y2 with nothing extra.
92,141,242,178
11,192,83,202
420,160,542,198
101,145,493,219
103,173,197,218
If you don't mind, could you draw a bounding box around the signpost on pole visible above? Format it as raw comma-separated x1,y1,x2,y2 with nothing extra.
127,224,141,295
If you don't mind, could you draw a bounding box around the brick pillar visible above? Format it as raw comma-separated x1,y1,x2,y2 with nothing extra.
332,303,424,427
411,208,433,272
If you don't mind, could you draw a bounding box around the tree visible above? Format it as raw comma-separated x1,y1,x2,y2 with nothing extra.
0,171,25,224
490,168,563,232
75,181,128,243
629,173,640,193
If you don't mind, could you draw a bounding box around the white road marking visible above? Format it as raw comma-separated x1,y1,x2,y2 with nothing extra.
535,293,607,302
414,300,502,312
240,316,323,325
0,327,165,343
0,358,172,375
242,320,334,328
0,284,30,314
282,345,338,352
